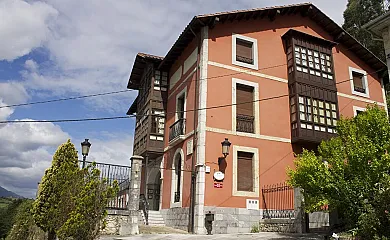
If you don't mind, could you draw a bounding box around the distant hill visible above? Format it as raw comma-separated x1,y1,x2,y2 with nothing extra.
0,186,22,198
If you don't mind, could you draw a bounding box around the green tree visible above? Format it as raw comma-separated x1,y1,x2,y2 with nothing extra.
57,163,118,240
288,105,390,238
0,198,24,239
32,140,81,240
343,0,386,60
6,200,45,240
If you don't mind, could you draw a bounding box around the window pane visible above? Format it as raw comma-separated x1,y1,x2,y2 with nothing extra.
332,111,337,118
299,97,304,104
307,114,312,121
313,100,317,107
300,113,306,120
236,39,254,64
319,109,324,116
318,101,324,108
313,115,318,123
327,118,332,125
325,103,330,109
331,104,336,110
320,117,325,124
299,104,305,112
313,107,318,114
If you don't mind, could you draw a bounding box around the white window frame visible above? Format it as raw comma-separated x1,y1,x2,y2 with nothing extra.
175,87,187,122
349,67,370,98
353,106,366,117
232,145,259,197
232,34,258,70
232,78,260,135
170,148,184,208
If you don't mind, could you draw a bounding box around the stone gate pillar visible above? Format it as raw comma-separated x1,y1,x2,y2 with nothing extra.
120,155,143,235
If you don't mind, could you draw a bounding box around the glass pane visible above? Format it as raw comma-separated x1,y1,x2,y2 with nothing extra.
320,117,325,124
328,75,333,80
301,48,306,54
322,73,327,78
326,110,331,116
321,54,325,59
309,62,314,68
327,118,332,125
319,109,324,116
302,68,308,73
299,96,304,104
299,104,305,112
326,55,330,60
300,113,306,120
307,114,312,121
295,52,300,57
314,115,318,123
162,72,168,77
325,103,330,109
295,46,300,52
297,66,302,71
321,59,325,65
327,61,331,66
333,119,337,126
302,54,307,60
308,50,312,55
302,60,307,66
316,71,321,76
332,111,337,118
319,101,324,108
291,97,296,105
331,104,336,110
322,66,326,72
307,124,313,130
291,105,296,113
315,63,320,69
307,107,311,113
315,58,319,63
306,98,311,105
310,69,315,75
308,56,313,61
328,67,332,72
314,52,319,57
313,100,317,107
313,108,318,114
155,70,160,75
296,58,301,64
301,123,306,129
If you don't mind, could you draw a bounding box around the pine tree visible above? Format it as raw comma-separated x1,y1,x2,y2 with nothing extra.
343,0,386,60
32,140,81,240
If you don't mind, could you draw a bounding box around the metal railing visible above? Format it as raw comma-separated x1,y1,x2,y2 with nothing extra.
139,194,149,225
354,86,366,94
236,114,254,133
262,182,294,219
79,160,131,210
174,191,180,203
169,118,186,141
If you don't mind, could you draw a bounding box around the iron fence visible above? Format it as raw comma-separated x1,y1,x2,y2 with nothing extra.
262,182,294,219
79,160,131,210
169,118,186,141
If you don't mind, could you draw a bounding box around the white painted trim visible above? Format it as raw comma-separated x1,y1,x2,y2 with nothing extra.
168,67,197,99
232,78,260,134
381,78,389,116
205,126,291,143
337,92,386,106
170,148,184,208
175,86,187,122
232,34,258,70
164,130,195,152
353,106,366,116
194,26,208,235
232,145,260,197
349,67,370,98
208,61,288,83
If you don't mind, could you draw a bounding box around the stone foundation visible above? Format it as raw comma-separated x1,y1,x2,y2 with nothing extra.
160,207,189,231
101,209,130,235
258,219,297,233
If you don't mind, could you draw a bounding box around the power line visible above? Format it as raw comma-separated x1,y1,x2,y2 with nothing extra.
0,68,384,124
0,89,135,109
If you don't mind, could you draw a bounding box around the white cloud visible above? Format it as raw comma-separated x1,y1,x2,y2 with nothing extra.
0,0,58,61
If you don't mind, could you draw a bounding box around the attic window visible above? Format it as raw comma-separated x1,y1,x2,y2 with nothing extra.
349,67,369,98
232,34,258,70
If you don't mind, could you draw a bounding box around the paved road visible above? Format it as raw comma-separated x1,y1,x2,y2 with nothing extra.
101,232,323,240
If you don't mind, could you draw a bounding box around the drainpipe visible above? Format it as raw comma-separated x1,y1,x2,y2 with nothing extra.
188,21,202,233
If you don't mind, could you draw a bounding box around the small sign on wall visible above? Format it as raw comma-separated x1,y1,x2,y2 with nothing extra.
214,183,223,188
187,139,193,155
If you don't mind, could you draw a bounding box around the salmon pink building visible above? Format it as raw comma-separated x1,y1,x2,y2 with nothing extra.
126,3,388,234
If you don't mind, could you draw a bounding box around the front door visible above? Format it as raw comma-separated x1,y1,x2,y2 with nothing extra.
147,172,161,211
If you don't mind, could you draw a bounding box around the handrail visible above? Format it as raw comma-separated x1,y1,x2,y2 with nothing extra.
139,194,149,225
169,118,186,141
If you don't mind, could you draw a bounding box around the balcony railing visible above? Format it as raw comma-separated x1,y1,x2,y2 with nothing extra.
236,114,254,133
169,118,186,142
174,191,180,203
354,86,366,93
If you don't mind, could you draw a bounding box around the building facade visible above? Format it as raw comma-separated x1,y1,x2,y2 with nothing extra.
127,3,388,234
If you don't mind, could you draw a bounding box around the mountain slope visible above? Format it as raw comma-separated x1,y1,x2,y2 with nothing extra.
0,186,22,198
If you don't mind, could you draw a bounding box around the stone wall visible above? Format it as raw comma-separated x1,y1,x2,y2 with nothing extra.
258,219,297,233
160,207,189,231
101,209,130,235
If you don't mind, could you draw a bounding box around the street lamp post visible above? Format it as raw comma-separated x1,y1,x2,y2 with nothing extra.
81,139,91,168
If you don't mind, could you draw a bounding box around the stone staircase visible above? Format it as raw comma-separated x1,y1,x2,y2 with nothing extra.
141,210,165,226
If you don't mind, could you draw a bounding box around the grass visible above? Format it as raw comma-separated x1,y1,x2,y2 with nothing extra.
0,198,13,210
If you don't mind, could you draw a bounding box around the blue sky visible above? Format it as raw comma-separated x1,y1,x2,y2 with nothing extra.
0,0,347,198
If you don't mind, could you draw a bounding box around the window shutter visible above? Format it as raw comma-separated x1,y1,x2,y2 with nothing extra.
236,84,254,116
352,72,364,89
237,151,253,192
236,39,253,63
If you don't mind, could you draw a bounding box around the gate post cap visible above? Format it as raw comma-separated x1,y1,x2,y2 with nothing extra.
130,155,144,160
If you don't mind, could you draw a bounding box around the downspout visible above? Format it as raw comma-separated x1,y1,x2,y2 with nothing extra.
188,22,201,234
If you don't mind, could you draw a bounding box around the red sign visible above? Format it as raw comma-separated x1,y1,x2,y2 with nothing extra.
214,182,223,188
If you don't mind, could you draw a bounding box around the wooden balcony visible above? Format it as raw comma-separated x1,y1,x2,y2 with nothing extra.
169,118,186,145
